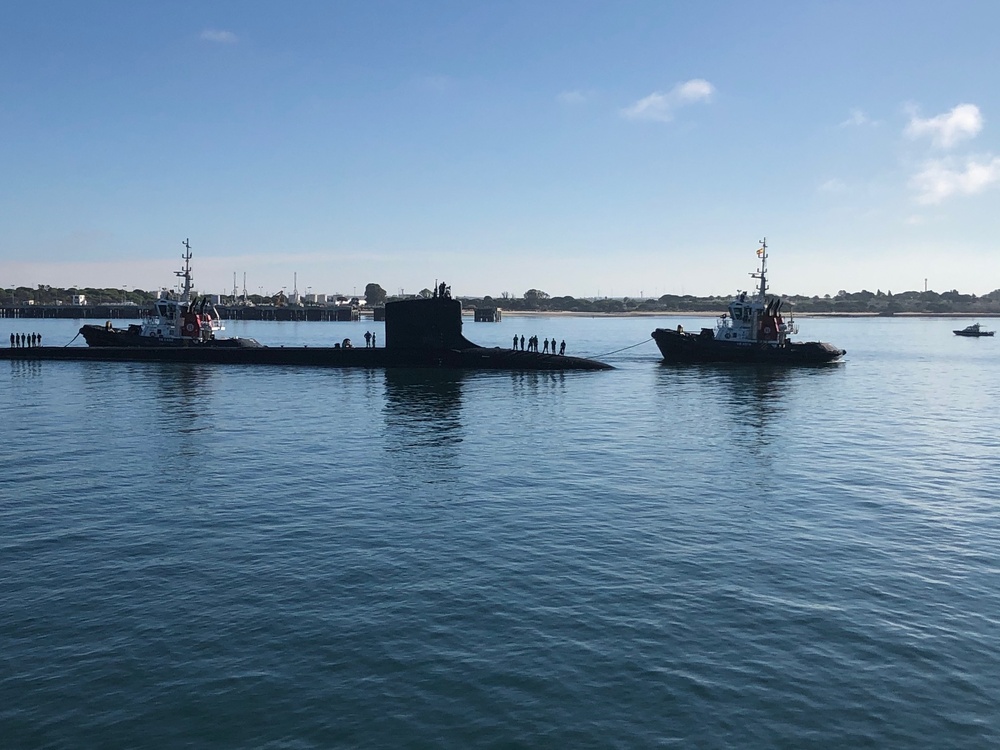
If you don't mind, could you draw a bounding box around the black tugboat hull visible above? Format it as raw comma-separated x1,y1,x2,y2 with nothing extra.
78,324,264,348
953,331,994,337
651,328,845,364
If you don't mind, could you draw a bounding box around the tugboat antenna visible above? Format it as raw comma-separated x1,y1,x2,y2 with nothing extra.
751,237,768,298
176,238,194,304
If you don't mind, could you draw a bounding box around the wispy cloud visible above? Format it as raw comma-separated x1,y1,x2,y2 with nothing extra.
556,89,594,105
840,108,873,127
200,29,238,44
621,79,714,123
905,103,982,149
818,178,847,193
910,155,1000,204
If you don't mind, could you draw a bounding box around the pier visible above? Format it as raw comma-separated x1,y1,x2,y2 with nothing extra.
473,307,502,322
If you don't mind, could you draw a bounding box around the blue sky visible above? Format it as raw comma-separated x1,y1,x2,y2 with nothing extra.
2,1,999,298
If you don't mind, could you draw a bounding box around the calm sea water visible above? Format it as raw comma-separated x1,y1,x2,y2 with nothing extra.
2,315,999,748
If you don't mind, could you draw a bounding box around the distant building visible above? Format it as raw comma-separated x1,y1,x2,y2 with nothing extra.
474,307,502,322
72,294,87,305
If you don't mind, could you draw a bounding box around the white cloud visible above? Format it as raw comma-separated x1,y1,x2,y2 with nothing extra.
556,90,593,105
905,103,982,149
840,108,871,127
910,155,1000,204
200,29,238,44
818,178,847,193
621,78,715,122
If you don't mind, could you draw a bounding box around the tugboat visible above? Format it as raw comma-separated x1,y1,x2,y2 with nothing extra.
78,239,262,348
651,239,845,364
953,323,994,337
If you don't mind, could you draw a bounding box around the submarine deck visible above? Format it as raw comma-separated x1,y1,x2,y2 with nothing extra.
0,345,613,371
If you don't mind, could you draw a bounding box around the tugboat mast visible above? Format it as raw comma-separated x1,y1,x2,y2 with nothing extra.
176,238,194,305
751,237,768,299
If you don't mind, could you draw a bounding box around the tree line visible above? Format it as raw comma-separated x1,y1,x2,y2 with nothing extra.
2,283,390,308
464,287,1000,315
5,284,1000,315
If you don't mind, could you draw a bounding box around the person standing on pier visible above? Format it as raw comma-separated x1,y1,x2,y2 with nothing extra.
364,331,372,348
371,332,376,347
513,334,518,350
520,335,525,351
8,333,13,348
559,340,566,355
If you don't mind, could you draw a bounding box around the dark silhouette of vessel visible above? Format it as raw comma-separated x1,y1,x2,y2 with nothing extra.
953,323,994,337
650,239,845,364
4,242,612,371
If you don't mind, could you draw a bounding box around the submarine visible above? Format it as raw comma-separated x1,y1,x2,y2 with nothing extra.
1,294,613,371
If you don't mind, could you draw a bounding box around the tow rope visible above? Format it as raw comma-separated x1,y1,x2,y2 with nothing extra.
592,338,656,358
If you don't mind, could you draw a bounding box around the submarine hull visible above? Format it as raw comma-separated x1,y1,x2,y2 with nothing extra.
0,345,612,371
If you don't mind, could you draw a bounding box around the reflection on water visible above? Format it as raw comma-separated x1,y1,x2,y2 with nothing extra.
508,370,567,399
660,362,842,422
708,365,793,428
145,363,217,423
95,363,221,469
5,360,44,379
382,369,466,486
654,363,846,475
145,365,222,471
